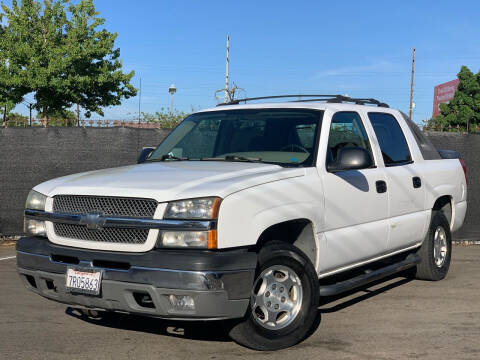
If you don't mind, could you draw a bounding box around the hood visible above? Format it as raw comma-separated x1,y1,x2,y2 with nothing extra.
34,161,305,202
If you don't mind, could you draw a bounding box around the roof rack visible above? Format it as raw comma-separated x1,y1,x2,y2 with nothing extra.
217,94,389,108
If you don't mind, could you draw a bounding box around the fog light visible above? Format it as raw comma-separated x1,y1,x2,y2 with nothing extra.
24,218,47,237
168,295,195,311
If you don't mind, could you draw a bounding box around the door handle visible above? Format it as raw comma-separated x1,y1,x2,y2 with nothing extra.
376,180,387,193
412,176,422,188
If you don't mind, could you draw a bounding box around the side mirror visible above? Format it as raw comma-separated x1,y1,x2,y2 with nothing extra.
327,147,373,172
137,147,155,164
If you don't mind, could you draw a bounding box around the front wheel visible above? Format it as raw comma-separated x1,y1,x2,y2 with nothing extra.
229,241,320,351
415,210,452,281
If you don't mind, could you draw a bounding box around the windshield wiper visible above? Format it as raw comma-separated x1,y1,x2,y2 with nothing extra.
200,155,263,163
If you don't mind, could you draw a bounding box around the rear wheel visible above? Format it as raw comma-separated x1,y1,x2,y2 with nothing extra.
229,241,320,351
415,211,452,281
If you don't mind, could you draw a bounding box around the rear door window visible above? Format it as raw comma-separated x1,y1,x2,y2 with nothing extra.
367,112,412,166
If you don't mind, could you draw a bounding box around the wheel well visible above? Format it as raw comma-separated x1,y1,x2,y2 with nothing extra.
256,219,317,267
433,195,453,228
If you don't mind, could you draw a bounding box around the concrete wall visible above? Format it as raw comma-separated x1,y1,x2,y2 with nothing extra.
0,127,169,235
425,132,479,241
0,128,478,241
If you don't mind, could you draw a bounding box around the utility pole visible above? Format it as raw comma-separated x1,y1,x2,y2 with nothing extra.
138,78,142,124
408,47,416,120
29,104,33,126
76,104,80,127
224,35,230,103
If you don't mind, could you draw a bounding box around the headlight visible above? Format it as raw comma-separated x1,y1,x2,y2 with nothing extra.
164,197,221,220
25,190,47,210
25,190,47,237
159,230,217,249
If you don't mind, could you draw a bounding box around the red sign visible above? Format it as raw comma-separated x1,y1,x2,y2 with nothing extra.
432,79,459,117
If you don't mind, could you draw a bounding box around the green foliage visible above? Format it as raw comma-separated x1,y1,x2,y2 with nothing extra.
140,108,191,129
426,66,480,132
0,8,28,110
0,100,16,126
0,99,15,114
46,109,76,126
0,0,137,120
3,111,27,126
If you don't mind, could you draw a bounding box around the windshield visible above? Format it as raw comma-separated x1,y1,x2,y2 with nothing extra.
148,109,323,167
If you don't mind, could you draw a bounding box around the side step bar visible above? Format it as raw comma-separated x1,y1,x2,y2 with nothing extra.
319,253,420,297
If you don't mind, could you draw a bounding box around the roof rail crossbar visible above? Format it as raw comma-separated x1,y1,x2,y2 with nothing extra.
342,98,390,108
217,94,389,108
218,94,343,106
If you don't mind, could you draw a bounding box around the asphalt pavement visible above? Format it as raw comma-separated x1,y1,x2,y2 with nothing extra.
1,244,479,360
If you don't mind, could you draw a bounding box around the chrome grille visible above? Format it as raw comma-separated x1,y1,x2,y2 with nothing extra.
53,195,158,218
53,223,149,244
52,195,157,244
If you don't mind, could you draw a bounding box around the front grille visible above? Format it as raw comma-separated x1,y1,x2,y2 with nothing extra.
53,195,158,218
52,195,157,245
54,223,149,244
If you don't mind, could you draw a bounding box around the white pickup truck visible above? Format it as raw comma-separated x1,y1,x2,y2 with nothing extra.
17,95,467,350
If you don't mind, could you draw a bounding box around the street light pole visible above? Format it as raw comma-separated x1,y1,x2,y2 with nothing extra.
168,84,177,113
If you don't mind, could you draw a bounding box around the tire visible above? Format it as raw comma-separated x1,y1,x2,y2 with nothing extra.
228,241,320,351
415,211,452,281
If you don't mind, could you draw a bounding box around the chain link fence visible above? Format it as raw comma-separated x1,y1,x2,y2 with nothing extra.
1,118,164,128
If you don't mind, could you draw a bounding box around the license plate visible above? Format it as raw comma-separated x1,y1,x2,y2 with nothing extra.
66,268,102,295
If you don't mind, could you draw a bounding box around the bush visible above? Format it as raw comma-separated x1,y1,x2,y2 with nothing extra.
140,108,190,129
3,112,28,127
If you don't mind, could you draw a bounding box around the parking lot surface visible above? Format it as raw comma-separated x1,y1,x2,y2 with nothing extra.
1,245,479,360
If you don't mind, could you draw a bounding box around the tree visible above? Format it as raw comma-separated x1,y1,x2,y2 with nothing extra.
141,108,191,129
0,0,137,120
44,109,76,126
428,66,480,132
0,10,27,121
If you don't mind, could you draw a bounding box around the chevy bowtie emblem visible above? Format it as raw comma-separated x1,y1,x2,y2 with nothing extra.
80,212,106,230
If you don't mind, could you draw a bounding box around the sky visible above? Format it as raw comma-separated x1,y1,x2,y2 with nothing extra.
7,0,480,124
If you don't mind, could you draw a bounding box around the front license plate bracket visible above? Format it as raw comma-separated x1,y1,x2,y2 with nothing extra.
65,268,102,296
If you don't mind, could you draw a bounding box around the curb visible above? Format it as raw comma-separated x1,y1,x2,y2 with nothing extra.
0,236,20,246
